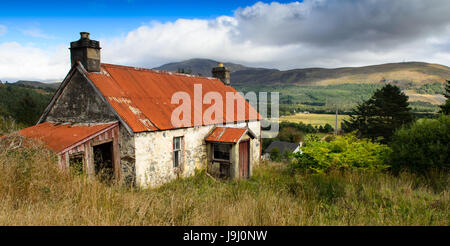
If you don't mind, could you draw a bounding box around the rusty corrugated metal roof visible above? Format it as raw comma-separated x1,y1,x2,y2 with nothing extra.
19,122,117,153
86,63,261,132
205,127,248,143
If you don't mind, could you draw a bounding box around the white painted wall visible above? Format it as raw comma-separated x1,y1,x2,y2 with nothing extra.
134,121,261,188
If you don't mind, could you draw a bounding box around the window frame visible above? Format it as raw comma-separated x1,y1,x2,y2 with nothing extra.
173,136,184,168
69,152,84,175
212,143,232,162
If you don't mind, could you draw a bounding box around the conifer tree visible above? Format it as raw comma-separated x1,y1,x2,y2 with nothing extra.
439,80,450,115
342,84,413,143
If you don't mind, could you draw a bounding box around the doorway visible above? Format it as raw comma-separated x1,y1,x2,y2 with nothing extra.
93,141,114,183
239,140,250,179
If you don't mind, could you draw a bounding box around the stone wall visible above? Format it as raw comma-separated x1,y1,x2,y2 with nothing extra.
134,120,261,188
46,71,116,123
44,70,135,185
119,125,136,186
134,125,213,188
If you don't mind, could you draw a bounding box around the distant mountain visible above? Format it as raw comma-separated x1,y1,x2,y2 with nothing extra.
154,59,450,86
153,58,255,77
8,60,450,94
11,80,60,92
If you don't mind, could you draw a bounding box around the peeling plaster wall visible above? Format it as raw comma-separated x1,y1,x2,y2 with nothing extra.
247,120,262,170
134,125,213,188
46,71,116,123
119,125,136,186
134,121,261,188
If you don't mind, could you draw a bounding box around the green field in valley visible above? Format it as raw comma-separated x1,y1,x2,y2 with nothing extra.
280,113,350,128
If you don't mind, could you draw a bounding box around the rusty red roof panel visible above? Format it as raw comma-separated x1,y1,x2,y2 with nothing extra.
86,63,261,132
18,122,117,153
205,127,247,143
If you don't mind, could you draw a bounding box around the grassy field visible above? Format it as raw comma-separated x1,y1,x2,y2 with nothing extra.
0,135,447,226
235,83,443,115
280,113,350,128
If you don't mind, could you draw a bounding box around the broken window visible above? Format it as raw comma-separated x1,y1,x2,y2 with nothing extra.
69,153,84,175
173,136,184,168
213,144,231,161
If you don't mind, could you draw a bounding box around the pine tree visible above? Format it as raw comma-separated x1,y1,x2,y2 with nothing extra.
439,80,450,115
342,84,413,143
443,80,450,98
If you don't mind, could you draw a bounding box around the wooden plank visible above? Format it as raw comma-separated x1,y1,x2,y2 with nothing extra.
113,127,120,181
92,138,113,147
86,140,95,177
239,140,250,179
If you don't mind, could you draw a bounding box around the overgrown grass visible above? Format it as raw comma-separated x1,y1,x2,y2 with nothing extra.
0,136,448,225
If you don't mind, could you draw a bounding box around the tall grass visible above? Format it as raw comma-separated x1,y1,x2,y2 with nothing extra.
0,116,22,136
0,136,448,225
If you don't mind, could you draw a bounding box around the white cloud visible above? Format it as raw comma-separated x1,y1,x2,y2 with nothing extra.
0,42,69,81
102,0,450,69
0,25,6,36
2,0,450,81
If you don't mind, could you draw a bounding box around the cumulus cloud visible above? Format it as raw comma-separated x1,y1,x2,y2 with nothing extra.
0,42,69,81
102,0,450,69
2,0,450,81
234,0,450,47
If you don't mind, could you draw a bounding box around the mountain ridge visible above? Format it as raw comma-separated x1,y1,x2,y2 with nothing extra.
154,59,450,86
6,59,450,89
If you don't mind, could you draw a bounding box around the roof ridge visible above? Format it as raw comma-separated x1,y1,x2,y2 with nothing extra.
100,63,219,80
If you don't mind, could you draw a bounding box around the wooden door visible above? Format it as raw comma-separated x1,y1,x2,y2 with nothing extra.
239,140,250,178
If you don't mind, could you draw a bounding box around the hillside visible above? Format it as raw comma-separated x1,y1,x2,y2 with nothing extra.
3,60,447,123
11,80,60,92
153,58,254,77
0,84,53,128
154,59,450,86
9,60,449,89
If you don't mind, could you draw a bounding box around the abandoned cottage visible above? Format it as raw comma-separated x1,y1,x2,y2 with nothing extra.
18,32,262,188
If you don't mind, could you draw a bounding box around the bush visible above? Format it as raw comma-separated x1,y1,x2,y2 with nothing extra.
291,134,391,173
278,126,304,143
0,135,448,225
270,148,281,162
390,115,450,174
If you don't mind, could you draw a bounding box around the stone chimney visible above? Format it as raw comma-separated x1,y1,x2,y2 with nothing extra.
212,62,230,86
70,32,101,72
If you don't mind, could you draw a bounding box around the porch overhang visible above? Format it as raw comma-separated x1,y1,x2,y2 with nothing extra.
205,127,255,144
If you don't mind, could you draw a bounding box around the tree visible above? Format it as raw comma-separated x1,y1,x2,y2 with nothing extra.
390,115,449,174
270,148,281,162
177,67,192,74
342,84,413,143
439,80,450,115
322,123,334,133
282,149,293,161
16,93,39,126
278,127,304,143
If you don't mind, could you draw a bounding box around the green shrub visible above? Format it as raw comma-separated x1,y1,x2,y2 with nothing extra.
291,134,391,173
270,148,281,162
390,115,450,174
288,153,318,174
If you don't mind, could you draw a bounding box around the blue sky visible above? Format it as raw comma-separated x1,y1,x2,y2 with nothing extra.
1,0,293,47
1,0,450,82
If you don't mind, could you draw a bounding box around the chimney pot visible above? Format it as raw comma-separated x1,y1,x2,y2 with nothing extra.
80,32,90,39
70,32,101,72
212,62,230,86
